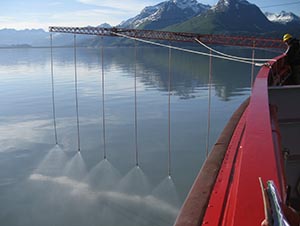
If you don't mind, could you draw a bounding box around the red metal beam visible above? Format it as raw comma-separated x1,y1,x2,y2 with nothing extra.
49,26,286,49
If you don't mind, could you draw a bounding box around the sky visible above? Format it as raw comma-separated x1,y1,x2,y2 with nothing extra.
1,0,300,30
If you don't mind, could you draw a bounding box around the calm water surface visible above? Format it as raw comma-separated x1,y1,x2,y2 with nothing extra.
0,45,278,226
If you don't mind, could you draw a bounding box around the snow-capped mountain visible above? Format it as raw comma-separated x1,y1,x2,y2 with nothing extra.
173,0,205,12
97,23,112,28
265,11,300,24
211,0,254,12
2,0,300,47
167,0,279,35
119,0,210,29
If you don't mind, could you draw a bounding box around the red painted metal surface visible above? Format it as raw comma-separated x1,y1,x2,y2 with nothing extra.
202,108,247,225
49,26,286,49
174,54,288,226
204,54,287,225
228,56,286,225
174,99,249,226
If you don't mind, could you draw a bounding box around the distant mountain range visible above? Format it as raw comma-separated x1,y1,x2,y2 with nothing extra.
0,0,299,47
0,29,48,47
0,28,94,47
120,0,300,37
119,0,210,29
265,11,300,24
166,0,276,35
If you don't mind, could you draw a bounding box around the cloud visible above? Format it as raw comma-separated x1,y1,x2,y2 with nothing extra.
0,0,154,30
48,8,129,26
0,1,160,30
77,0,153,12
0,16,15,23
0,8,130,30
48,2,63,6
0,21,47,30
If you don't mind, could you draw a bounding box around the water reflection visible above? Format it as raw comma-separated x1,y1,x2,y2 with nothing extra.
0,45,278,101
0,46,278,226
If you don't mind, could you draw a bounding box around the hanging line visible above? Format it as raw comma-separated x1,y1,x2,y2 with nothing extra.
101,36,107,159
110,31,273,67
74,34,81,152
196,38,258,92
194,38,277,62
205,50,213,157
50,33,58,145
134,39,139,167
168,43,172,178
250,42,256,89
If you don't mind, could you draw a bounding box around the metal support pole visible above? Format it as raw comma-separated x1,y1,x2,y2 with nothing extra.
134,39,139,167
101,36,107,159
168,44,172,178
251,41,256,89
206,50,213,157
74,34,81,152
50,33,58,145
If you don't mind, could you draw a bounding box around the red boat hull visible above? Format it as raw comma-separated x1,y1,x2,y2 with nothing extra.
174,54,297,226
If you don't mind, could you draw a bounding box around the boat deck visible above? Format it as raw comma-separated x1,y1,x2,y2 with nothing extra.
269,85,300,211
